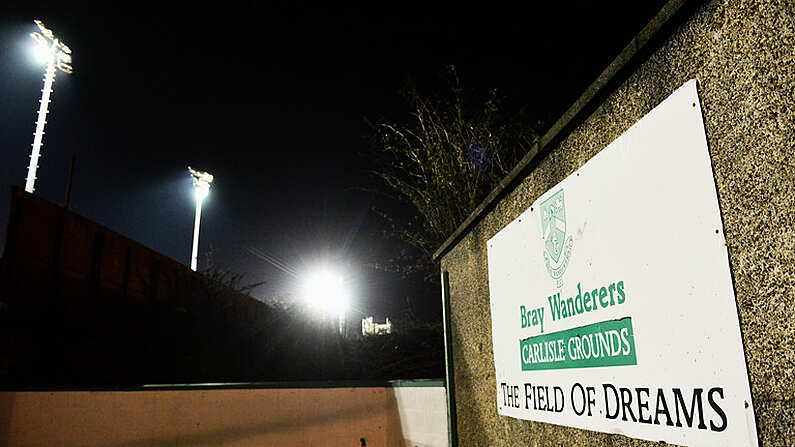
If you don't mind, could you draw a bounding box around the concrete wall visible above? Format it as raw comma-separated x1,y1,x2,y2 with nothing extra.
439,0,793,445
0,382,448,447
393,385,449,447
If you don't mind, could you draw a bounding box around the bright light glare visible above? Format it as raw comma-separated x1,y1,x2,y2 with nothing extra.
188,166,213,201
302,268,348,314
32,42,50,64
194,182,210,201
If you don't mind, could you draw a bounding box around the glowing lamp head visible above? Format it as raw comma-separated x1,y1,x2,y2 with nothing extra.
188,166,213,201
302,268,348,314
29,21,73,74
194,181,210,201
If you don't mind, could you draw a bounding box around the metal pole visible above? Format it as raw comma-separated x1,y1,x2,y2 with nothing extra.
441,270,458,447
26,42,58,193
190,196,203,271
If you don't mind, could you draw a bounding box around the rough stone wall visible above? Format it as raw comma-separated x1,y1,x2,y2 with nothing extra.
440,1,794,445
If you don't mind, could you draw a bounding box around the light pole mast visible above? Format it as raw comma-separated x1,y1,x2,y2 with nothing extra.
26,20,73,193
188,167,213,271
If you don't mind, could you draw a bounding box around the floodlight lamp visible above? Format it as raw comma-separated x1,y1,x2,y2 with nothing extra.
29,21,74,74
56,52,73,73
30,32,48,48
302,268,348,314
34,20,53,39
188,166,213,201
57,61,73,74
188,166,214,184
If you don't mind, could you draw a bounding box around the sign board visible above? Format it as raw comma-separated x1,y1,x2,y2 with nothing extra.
486,80,758,446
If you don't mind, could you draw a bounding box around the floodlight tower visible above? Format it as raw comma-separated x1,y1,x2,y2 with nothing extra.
188,167,214,271
26,20,73,193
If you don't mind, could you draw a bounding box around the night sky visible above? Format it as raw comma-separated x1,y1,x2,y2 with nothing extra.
0,2,667,322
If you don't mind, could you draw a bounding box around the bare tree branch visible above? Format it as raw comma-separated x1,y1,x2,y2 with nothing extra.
366,66,541,281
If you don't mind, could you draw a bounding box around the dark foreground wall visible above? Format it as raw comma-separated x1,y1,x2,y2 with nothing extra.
0,187,281,386
0,187,444,386
438,0,793,445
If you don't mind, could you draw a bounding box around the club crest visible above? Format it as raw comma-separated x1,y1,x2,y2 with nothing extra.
540,189,573,287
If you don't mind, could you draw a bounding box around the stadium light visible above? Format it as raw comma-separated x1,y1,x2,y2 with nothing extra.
188,166,214,271
25,20,73,193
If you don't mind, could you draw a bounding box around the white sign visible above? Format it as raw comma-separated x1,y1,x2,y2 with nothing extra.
486,80,758,446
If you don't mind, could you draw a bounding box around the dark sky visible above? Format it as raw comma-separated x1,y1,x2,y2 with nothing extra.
0,2,667,322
